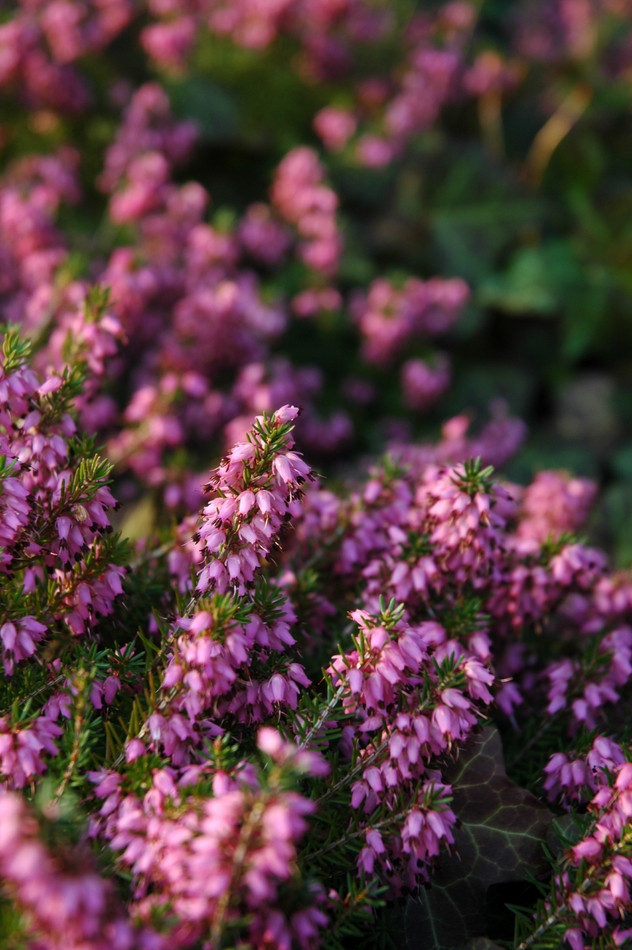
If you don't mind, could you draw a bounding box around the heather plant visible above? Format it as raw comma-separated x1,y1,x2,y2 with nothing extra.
1,1,632,948
1,328,631,947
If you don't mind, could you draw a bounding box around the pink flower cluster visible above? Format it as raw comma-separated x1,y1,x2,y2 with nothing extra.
156,596,310,754
65,85,360,500
287,418,631,752
543,735,626,807
0,616,47,676
351,276,469,366
0,788,152,950
141,0,389,75
313,107,357,152
99,82,197,212
0,327,124,643
401,354,451,413
0,323,128,787
309,3,475,166
92,729,328,947
121,408,314,769
544,625,632,729
0,148,79,330
326,455,512,618
271,147,343,278
0,710,62,790
196,404,313,595
549,762,632,949
516,470,598,543
328,605,493,892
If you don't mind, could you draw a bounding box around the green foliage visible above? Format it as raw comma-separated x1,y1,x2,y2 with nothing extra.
0,326,32,375
321,876,389,950
451,458,496,497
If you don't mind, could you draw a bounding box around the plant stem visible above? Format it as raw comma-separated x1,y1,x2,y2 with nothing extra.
298,682,346,751
53,667,90,802
210,794,267,947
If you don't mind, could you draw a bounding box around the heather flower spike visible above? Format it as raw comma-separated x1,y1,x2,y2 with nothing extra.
196,405,314,596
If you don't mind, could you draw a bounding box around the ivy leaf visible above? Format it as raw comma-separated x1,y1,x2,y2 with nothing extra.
479,241,611,361
403,725,553,950
479,242,576,315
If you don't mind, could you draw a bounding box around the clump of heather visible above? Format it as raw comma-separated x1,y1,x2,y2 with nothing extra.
1,1,632,947
0,310,129,792
0,788,156,950
1,317,630,948
512,762,632,950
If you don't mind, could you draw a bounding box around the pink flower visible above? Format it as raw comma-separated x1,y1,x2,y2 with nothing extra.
313,107,357,151
401,355,451,412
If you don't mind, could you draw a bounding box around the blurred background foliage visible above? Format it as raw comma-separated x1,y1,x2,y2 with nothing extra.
2,0,632,561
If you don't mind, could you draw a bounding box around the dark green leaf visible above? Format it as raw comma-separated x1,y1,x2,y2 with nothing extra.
404,726,553,949
167,77,240,143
